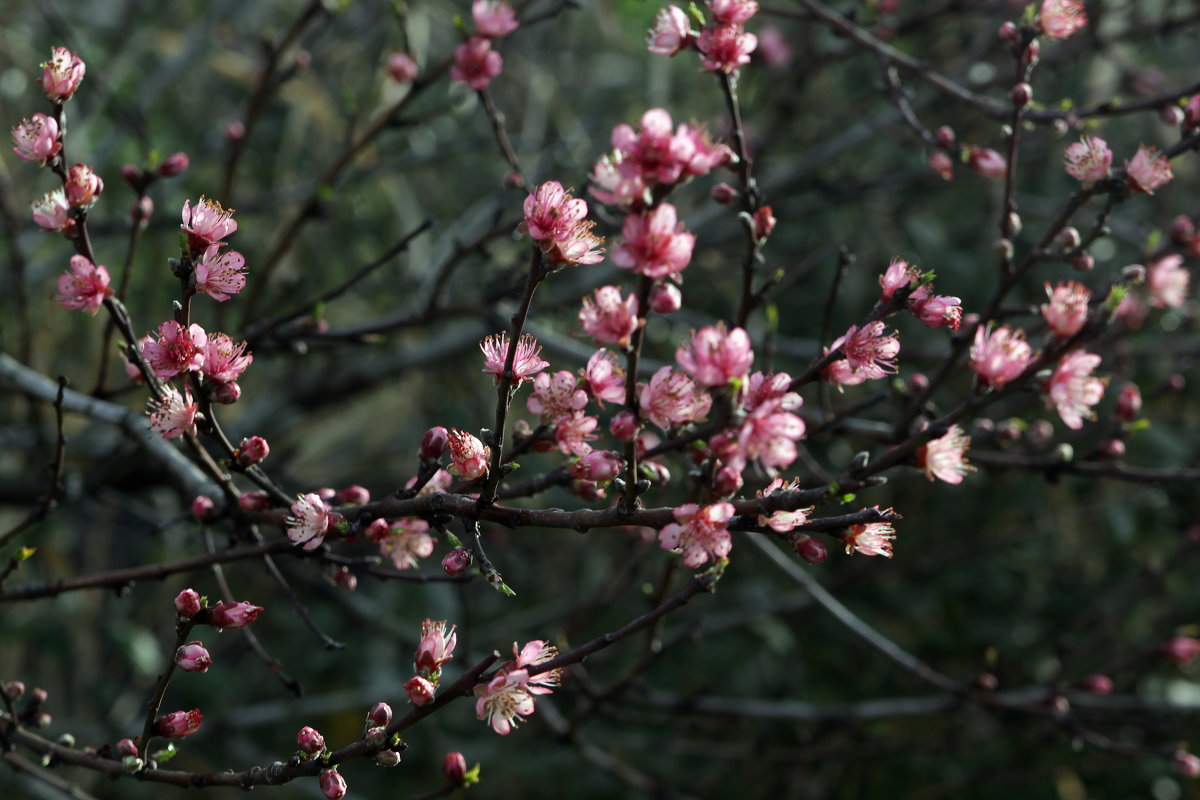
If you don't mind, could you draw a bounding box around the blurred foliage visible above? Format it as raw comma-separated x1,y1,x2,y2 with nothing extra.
1,0,1200,798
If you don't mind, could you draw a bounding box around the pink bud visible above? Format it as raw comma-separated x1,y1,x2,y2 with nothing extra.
712,465,742,498
1080,674,1113,695
793,534,827,564
336,485,370,505
31,688,48,705
236,436,269,467
610,410,639,441
1010,83,1032,108
387,52,419,83
191,495,216,521
1162,636,1200,665
317,487,337,503
444,752,467,783
364,517,390,542
4,681,25,699
908,372,930,394
319,768,348,800
297,726,325,756
928,149,953,181
175,588,202,618
1099,439,1125,459
1161,105,1185,126
238,491,270,512
1024,38,1040,66
331,566,357,591
130,196,153,224
120,164,141,187
967,147,1007,178
174,641,212,673
208,601,263,629
1071,254,1094,272
572,450,623,483
364,725,387,747
1167,373,1186,392
157,152,189,177
1176,751,1200,780
649,283,682,314
373,750,402,767
1171,215,1195,243
998,21,1020,43
934,126,956,149
442,547,472,576
157,708,203,738
1185,95,1200,129
115,738,138,757
367,701,393,729
405,675,436,707
226,120,246,142
211,380,241,404
421,426,450,460
1115,383,1141,422
752,206,777,240
710,183,738,205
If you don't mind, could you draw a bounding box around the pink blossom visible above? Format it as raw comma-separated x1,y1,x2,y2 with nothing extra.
589,155,648,209
208,600,263,629
752,206,776,240
481,332,548,384
472,0,518,37
614,109,692,184
928,149,953,180
572,450,624,483
647,5,694,55
756,478,813,532
174,641,212,673
31,188,73,233
387,52,419,83
319,769,347,800
200,333,253,384
406,675,436,707
1041,280,1091,337
1147,254,1190,308
157,152,189,177
709,0,758,25
835,322,900,381
650,282,682,314
143,321,207,379
527,370,588,420
610,410,639,441
451,36,502,90
367,702,393,729
11,114,60,164
844,518,895,557
55,255,113,314
676,323,754,388
523,181,588,241
413,468,453,496
444,752,468,783
474,670,536,734
449,429,491,480
967,148,1007,178
513,639,561,692
822,358,867,391
1039,0,1087,39
697,23,757,73
182,197,238,253
380,519,434,569
611,204,695,280
582,348,626,405
659,502,735,568
908,290,963,330
287,493,333,550
443,547,472,575
1125,145,1173,194
64,163,103,207
1047,350,1106,429
970,324,1036,389
579,286,639,347
744,370,802,413
41,47,86,102
553,411,599,456
194,245,247,301
1162,636,1200,665
756,25,792,67
191,495,216,520
794,534,827,564
879,258,919,300
297,726,325,757
638,366,712,429
415,619,458,676
175,589,201,618
546,221,605,266
1175,752,1200,780
148,386,199,439
712,396,805,475
915,425,974,484
421,426,450,460
1063,136,1111,184
157,709,202,738
236,436,269,467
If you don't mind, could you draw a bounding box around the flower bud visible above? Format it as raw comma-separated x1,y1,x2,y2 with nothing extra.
33,713,52,728
710,183,738,205
405,675,435,707
387,52,419,83
928,149,953,181
4,681,25,699
191,495,216,521
752,206,777,240
363,517,390,541
208,601,263,629
1080,674,1113,695
366,701,393,729
444,751,468,784
993,238,1014,260
319,768,348,800
610,410,639,441
968,147,1007,178
995,421,1022,444
336,485,370,505
157,152,189,177
442,547,472,576
934,126,956,149
120,164,142,187
131,196,154,225
157,709,203,738
331,566,357,591
1115,383,1141,422
31,688,48,705
1070,254,1094,272
572,450,623,483
976,673,999,691
373,749,402,767
174,641,212,673
421,426,450,460
1007,212,1022,236
793,534,827,564
116,738,138,757
1167,373,1186,392
226,120,246,142
1057,227,1081,251
1162,636,1200,665
297,726,325,756
1099,438,1125,459
1171,214,1195,243
712,465,743,498
122,755,144,772
238,491,270,512
236,436,269,467
364,726,387,747
211,380,241,405
1011,82,1032,108
649,282,682,314
571,479,606,501
1024,38,1040,66
1176,751,1200,779
1185,94,1200,128
174,588,202,618
317,487,337,503
998,21,1019,44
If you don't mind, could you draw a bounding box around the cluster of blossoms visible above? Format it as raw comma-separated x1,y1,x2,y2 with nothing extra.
473,640,561,735
450,1,519,90
659,502,735,568
405,619,459,709
878,258,963,330
825,322,901,390
520,181,605,266
366,516,435,570
1062,137,1173,195
648,0,759,74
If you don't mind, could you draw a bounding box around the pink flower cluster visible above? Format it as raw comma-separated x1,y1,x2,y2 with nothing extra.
451,1,518,90
521,181,605,266
579,286,639,348
659,502,735,568
611,203,696,281
1041,281,1091,338
367,517,435,570
711,371,806,475
878,259,962,330
648,0,759,73
824,322,901,390
473,640,562,735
